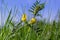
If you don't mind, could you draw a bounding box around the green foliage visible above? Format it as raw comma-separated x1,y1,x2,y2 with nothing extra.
29,0,45,16
0,15,60,40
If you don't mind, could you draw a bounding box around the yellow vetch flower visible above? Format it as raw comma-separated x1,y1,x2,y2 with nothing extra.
29,18,36,24
21,14,27,22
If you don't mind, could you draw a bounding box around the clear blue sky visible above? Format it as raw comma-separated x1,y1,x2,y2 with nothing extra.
0,0,60,25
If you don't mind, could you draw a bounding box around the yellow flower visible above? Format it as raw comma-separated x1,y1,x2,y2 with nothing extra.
29,18,36,24
21,14,27,22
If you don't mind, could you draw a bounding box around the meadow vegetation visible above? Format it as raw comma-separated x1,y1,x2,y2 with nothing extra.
0,0,60,40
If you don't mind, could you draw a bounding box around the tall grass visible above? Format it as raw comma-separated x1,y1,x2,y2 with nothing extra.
0,10,60,40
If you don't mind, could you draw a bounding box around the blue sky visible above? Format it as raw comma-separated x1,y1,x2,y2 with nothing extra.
0,0,60,25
